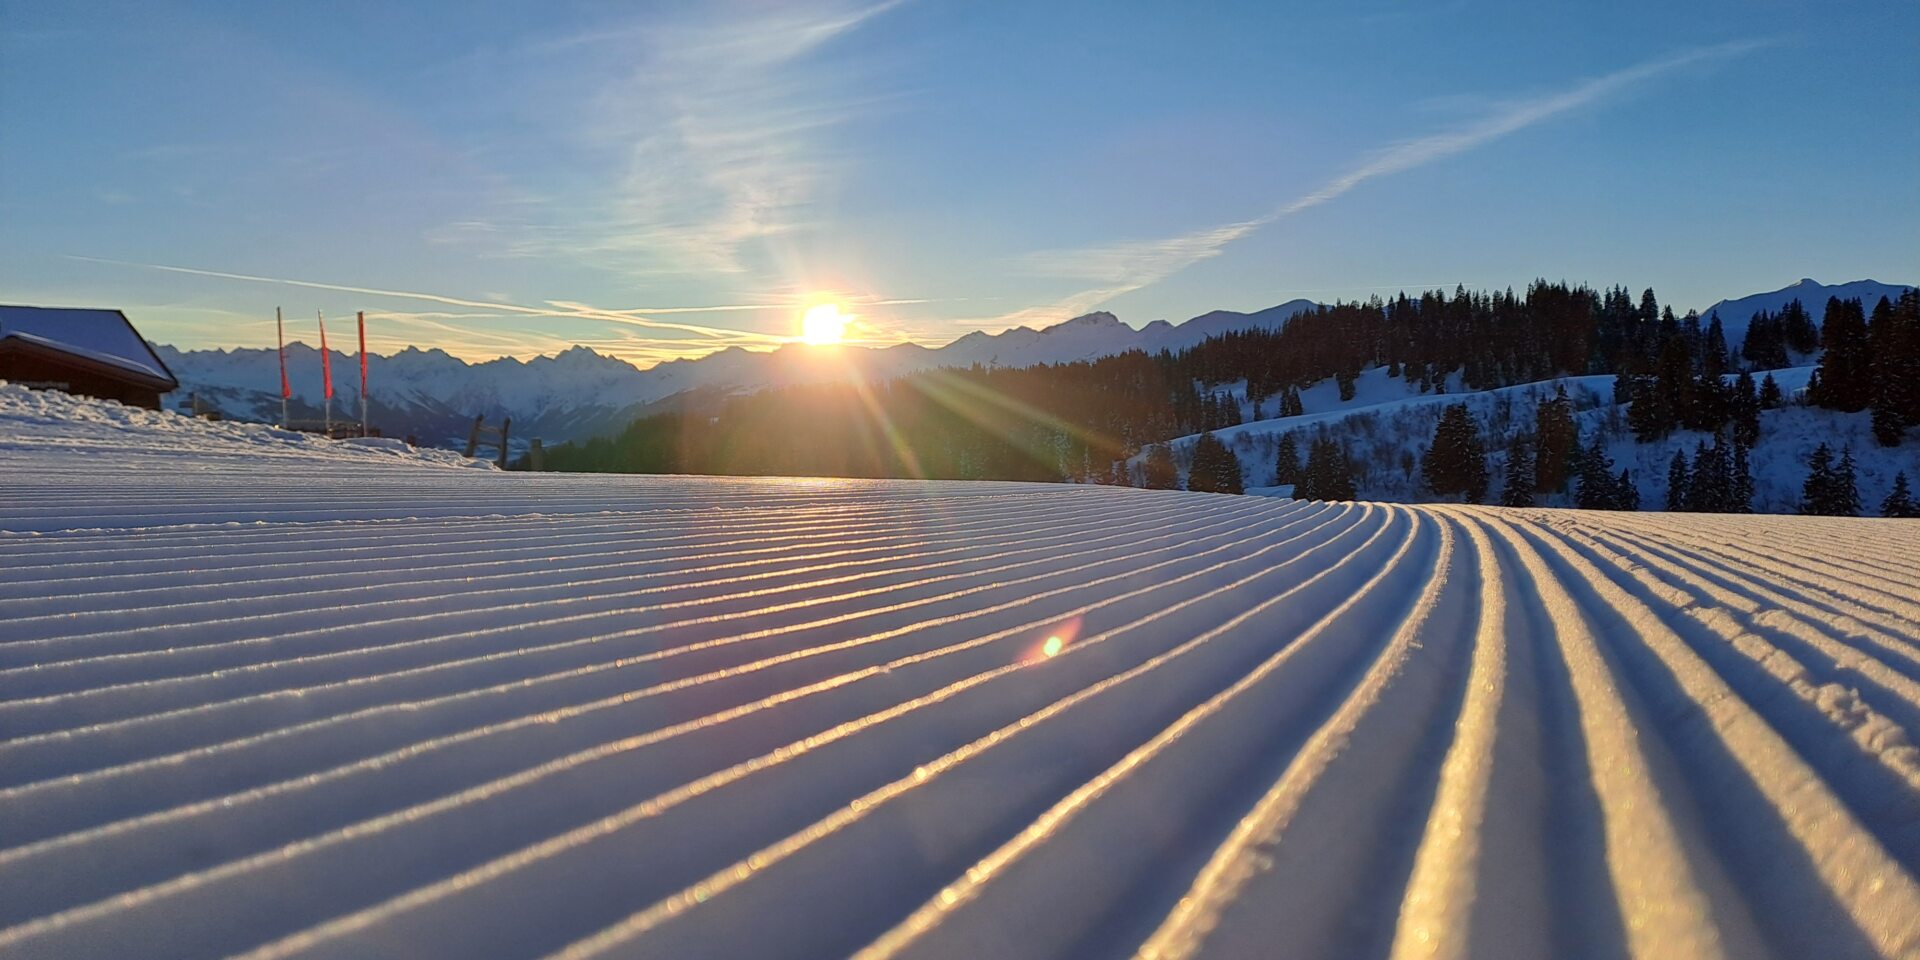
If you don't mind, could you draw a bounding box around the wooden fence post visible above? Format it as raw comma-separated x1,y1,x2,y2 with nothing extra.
464,414,485,459
496,417,512,469
529,438,544,472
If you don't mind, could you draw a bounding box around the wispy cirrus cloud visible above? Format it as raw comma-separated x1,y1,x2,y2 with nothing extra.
479,1,904,279
68,255,951,364
1003,39,1773,329
67,256,791,350
993,219,1269,327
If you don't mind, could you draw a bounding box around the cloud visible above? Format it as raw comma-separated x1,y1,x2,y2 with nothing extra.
1275,39,1773,218
1013,220,1269,286
492,1,904,278
1003,39,1771,329
68,255,791,345
68,255,954,364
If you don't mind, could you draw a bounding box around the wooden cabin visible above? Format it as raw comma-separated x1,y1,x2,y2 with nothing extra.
0,305,178,409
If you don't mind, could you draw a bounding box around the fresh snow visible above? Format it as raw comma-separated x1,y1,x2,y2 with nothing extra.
3,388,1919,958
1159,365,1918,513
0,381,492,470
1150,368,1614,489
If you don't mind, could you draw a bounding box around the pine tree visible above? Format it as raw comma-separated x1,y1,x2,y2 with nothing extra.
1741,309,1790,370
1423,403,1488,502
1686,435,1744,514
1300,435,1357,501
1613,372,1638,407
1666,449,1690,512
1899,292,1920,425
1883,472,1919,518
1687,368,1729,432
1534,384,1578,493
1499,441,1536,507
1575,436,1618,510
1627,373,1668,441
1731,442,1754,514
1142,444,1178,490
1731,371,1760,448
1298,437,1329,500
1799,443,1836,515
1187,432,1244,494
1616,469,1640,511
1702,315,1729,380
1872,405,1906,447
1832,448,1861,517
1274,432,1300,485
1781,298,1819,355
1811,297,1872,412
1870,292,1920,446
1651,333,1694,433
1324,441,1358,500
1704,440,1729,511
1759,373,1783,410
1281,388,1304,418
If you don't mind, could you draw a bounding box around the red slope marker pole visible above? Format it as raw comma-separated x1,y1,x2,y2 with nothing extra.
358,311,369,436
319,311,333,435
276,306,290,427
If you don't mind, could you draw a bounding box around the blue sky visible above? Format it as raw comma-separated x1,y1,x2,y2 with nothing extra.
2,0,1915,367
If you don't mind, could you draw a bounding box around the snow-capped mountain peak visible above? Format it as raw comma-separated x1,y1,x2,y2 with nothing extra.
154,280,1911,452
1701,278,1913,345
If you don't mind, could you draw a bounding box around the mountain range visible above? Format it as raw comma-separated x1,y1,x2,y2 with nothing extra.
156,300,1321,449
1700,277,1912,345
157,281,1911,451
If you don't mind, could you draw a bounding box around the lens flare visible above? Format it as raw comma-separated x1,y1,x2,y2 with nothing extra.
1022,618,1083,664
801,303,849,344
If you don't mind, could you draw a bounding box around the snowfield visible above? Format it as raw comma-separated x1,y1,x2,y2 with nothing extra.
4,390,1920,959
0,382,491,470
1157,366,1917,513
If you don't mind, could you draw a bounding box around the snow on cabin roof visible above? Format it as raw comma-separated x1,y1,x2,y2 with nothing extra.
0,305,178,387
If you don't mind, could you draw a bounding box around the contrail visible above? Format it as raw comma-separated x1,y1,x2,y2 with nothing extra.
1005,38,1774,326
1273,38,1775,218
65,256,789,343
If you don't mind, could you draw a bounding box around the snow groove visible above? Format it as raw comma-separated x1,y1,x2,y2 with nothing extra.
2,448,1917,959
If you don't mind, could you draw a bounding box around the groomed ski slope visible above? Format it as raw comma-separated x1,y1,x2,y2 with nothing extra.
4,398,1920,959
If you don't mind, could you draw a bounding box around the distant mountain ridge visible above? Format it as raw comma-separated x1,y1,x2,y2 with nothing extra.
1701,278,1913,345
157,299,1322,448
156,282,1913,451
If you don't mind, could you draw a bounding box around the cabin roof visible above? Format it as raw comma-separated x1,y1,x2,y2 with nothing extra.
0,305,178,389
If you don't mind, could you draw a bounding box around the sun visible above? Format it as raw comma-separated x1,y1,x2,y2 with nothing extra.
801,303,849,345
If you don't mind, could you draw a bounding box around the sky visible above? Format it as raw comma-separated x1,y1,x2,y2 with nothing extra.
2,0,1916,368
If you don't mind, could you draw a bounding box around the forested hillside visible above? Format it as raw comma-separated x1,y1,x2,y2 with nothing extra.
541,284,1920,516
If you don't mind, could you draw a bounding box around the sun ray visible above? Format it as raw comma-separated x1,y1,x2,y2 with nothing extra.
801,303,850,345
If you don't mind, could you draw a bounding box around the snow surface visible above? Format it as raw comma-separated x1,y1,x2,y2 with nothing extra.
1159,366,1919,514
0,381,492,470
1148,368,1613,489
4,389,1920,959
